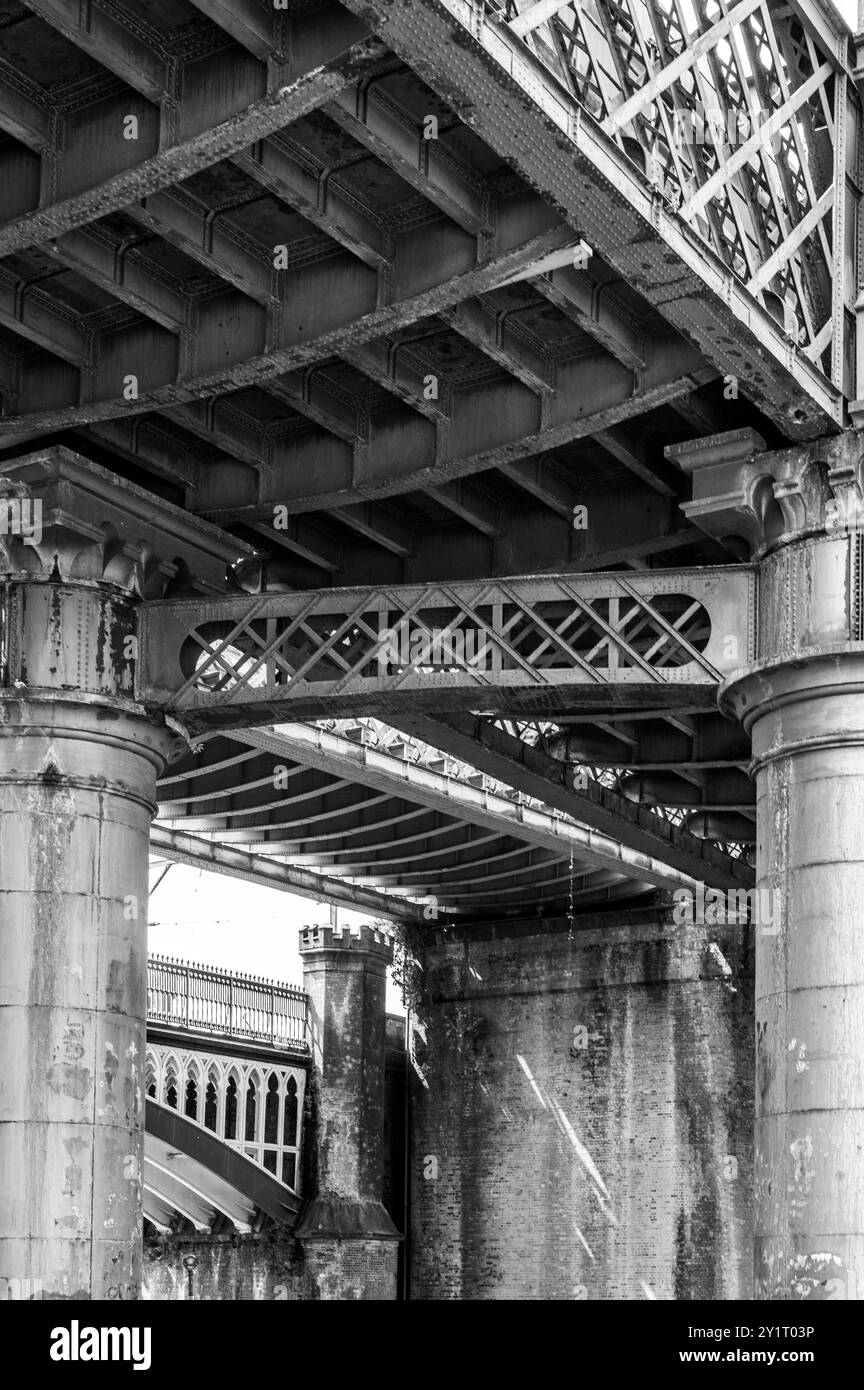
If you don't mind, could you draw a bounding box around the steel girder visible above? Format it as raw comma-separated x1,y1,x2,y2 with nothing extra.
153,720,739,921
334,0,853,436
139,565,756,730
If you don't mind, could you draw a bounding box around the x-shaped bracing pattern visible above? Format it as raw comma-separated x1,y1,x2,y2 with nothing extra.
500,0,847,380
140,566,755,727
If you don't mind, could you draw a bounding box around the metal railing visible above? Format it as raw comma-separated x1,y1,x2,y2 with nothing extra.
147,955,308,1051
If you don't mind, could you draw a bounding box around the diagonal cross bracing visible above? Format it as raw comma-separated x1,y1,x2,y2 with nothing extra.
332,0,849,435
139,566,756,729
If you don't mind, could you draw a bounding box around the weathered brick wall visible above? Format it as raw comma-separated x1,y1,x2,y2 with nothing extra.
409,908,754,1301
299,925,392,1201
143,1232,397,1301
144,1233,310,1301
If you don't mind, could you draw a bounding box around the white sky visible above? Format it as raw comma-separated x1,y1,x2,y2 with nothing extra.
149,0,860,1010
148,861,404,1013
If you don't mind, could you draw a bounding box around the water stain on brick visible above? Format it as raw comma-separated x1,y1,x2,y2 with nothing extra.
413,916,753,1300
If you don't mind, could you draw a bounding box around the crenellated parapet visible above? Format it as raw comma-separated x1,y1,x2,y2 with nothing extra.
296,920,400,1279
299,923,394,962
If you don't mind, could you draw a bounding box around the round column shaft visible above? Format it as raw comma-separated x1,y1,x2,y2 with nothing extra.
723,539,864,1299
0,581,171,1299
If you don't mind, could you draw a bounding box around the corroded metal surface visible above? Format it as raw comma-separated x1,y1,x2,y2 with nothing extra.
139,565,756,723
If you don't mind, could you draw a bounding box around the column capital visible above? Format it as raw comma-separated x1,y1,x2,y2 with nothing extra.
667,428,864,559
720,530,864,749
0,444,252,593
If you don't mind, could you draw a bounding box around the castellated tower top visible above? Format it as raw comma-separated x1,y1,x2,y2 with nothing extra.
299,923,394,961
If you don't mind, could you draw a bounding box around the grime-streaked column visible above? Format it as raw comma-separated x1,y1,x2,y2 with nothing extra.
0,444,256,1299
0,581,172,1299
722,536,864,1299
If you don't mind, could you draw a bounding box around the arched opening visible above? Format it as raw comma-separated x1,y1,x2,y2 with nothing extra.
224,1075,238,1140
283,1076,298,1146
245,1076,258,1142
204,1074,218,1132
264,1073,279,1145
185,1074,198,1120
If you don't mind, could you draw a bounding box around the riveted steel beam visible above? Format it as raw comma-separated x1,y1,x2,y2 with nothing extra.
334,0,845,437
138,564,756,729
390,712,753,889
149,823,426,922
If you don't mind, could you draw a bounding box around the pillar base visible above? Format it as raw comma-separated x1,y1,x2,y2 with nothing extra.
295,1196,400,1241
298,1231,399,1301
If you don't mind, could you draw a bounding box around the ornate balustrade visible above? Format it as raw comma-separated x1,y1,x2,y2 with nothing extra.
145,1042,306,1192
147,954,307,1052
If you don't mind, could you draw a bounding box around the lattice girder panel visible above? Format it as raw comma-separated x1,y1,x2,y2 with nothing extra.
501,0,854,384
139,566,756,729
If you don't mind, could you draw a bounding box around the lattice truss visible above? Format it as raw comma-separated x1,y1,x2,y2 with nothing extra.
318,713,603,801
491,716,745,851
490,0,853,380
142,568,754,712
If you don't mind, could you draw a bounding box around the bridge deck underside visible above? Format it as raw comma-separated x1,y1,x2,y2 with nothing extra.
0,0,841,917
153,712,755,922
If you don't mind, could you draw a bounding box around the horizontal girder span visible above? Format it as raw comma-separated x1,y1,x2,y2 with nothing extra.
389,712,752,889
149,824,427,923
139,566,757,729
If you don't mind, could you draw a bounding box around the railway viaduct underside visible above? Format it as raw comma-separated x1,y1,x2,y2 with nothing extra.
0,0,863,1299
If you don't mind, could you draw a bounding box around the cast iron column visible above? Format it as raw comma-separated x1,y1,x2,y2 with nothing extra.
722,535,864,1299
0,445,247,1300
0,578,172,1299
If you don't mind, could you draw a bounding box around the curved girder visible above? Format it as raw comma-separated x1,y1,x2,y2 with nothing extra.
145,1101,302,1233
